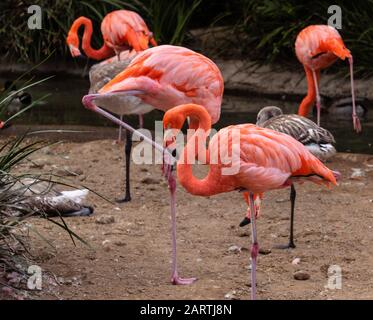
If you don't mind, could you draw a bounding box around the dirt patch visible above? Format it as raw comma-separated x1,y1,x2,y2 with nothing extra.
4,138,373,300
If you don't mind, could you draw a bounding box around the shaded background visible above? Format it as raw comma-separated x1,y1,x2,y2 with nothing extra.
1,0,373,76
0,0,372,154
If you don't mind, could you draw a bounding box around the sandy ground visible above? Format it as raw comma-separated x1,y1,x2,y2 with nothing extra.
4,136,373,300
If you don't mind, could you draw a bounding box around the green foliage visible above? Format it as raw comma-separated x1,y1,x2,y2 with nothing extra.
0,0,201,62
146,0,202,45
0,75,90,290
1,1,373,76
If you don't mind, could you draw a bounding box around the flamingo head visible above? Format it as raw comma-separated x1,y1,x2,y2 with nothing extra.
326,38,352,60
134,30,156,51
163,109,186,132
256,106,283,126
163,109,185,148
66,33,82,57
68,44,82,57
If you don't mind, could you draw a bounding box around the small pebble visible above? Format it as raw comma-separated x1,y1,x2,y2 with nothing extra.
224,290,237,300
350,168,365,180
95,215,115,225
65,279,73,286
42,147,53,155
1,287,13,295
114,240,126,247
292,258,301,265
102,240,112,251
239,231,250,237
259,248,271,255
141,177,159,185
228,245,241,254
293,270,310,281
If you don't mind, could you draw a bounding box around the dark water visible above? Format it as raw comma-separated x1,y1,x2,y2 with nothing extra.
4,76,373,154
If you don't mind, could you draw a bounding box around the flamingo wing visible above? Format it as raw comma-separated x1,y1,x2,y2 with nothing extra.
209,124,337,194
262,114,335,145
99,45,224,123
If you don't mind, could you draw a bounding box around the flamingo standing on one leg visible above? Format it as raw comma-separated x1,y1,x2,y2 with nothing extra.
163,103,339,299
240,106,336,249
295,25,361,132
66,10,157,61
82,45,224,285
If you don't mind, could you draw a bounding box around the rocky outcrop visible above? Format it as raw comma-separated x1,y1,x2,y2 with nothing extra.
216,58,373,101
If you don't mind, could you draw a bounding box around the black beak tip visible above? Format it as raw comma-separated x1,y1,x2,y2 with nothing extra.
239,217,251,227
76,54,87,61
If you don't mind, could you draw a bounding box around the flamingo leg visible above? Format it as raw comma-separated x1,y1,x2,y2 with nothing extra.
288,184,296,248
83,95,166,154
83,95,188,284
240,187,296,250
272,184,297,250
116,129,132,203
139,114,144,129
168,172,197,285
348,57,362,133
115,49,121,62
311,69,321,126
249,192,259,300
165,163,197,285
118,115,123,143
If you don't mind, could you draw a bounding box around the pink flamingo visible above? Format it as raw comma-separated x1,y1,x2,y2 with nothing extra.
82,45,224,285
163,103,339,299
66,10,157,61
295,25,361,132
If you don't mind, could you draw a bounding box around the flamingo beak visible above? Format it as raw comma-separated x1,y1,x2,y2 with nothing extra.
69,45,84,58
149,33,157,47
82,94,100,110
163,125,178,149
239,216,251,227
328,39,352,60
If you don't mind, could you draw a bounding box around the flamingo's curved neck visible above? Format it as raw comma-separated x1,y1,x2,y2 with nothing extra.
176,106,218,196
73,17,113,60
298,66,317,117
